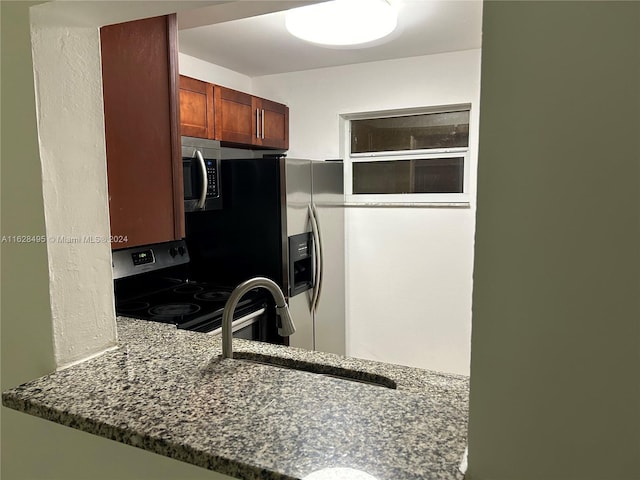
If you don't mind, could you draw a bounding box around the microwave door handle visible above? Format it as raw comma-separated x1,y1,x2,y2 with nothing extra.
196,150,208,209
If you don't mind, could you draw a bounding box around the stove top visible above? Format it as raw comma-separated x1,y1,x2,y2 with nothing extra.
115,279,267,333
112,240,270,335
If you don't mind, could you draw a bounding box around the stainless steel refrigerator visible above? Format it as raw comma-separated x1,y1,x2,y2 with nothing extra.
184,156,345,355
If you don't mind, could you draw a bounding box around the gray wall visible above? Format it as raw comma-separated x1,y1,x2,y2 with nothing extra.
468,2,640,479
0,1,55,391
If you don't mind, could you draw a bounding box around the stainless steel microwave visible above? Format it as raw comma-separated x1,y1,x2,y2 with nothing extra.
181,136,222,212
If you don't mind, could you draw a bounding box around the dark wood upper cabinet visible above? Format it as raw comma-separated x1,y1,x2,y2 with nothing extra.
179,75,214,139
101,14,184,250
255,96,289,150
180,79,289,150
214,86,255,146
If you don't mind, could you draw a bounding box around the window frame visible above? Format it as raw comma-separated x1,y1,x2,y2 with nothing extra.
341,105,472,205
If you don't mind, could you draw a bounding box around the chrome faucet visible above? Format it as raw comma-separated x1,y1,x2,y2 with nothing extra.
222,277,296,359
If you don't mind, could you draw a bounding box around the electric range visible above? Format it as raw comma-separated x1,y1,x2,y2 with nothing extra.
112,240,268,338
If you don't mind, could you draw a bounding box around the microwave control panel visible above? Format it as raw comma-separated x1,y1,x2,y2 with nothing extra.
205,160,219,198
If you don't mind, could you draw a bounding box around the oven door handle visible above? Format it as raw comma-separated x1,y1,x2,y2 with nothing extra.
196,150,208,209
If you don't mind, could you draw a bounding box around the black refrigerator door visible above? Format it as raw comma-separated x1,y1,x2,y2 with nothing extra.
184,157,286,289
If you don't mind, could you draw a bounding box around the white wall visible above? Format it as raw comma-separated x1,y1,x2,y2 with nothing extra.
179,52,251,91
252,50,481,375
30,7,118,368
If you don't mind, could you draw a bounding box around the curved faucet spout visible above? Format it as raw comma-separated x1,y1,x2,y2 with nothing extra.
222,277,296,359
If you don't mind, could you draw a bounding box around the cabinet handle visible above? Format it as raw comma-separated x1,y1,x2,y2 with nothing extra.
256,109,260,139
261,109,265,139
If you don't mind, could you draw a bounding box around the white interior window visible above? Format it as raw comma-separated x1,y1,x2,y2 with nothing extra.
342,106,471,204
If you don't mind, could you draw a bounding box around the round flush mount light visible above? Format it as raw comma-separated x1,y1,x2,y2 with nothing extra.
285,0,398,48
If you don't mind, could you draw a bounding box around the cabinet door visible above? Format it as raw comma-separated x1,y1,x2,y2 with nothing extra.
101,14,184,250
214,86,255,146
179,75,214,139
255,97,289,150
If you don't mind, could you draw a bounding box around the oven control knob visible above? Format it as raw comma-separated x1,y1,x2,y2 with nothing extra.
169,247,177,258
178,246,186,256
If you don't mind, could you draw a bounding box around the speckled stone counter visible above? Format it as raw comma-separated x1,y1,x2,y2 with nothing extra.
2,317,469,480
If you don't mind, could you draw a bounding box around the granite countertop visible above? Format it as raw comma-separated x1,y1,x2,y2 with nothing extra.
2,317,469,480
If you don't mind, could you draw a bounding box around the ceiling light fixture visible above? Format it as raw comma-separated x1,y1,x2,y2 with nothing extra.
285,0,398,48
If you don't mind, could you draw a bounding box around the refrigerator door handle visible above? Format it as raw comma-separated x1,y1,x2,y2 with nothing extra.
308,204,321,313
311,202,324,312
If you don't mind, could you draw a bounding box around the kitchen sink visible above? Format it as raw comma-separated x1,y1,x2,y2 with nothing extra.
233,351,397,389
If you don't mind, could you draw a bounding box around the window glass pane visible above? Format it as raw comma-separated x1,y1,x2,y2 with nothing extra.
351,110,469,153
352,157,464,194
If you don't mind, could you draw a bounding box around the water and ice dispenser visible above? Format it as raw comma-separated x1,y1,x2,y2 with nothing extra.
288,232,314,297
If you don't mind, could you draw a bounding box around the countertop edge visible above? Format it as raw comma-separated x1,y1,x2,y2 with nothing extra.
1,391,298,480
